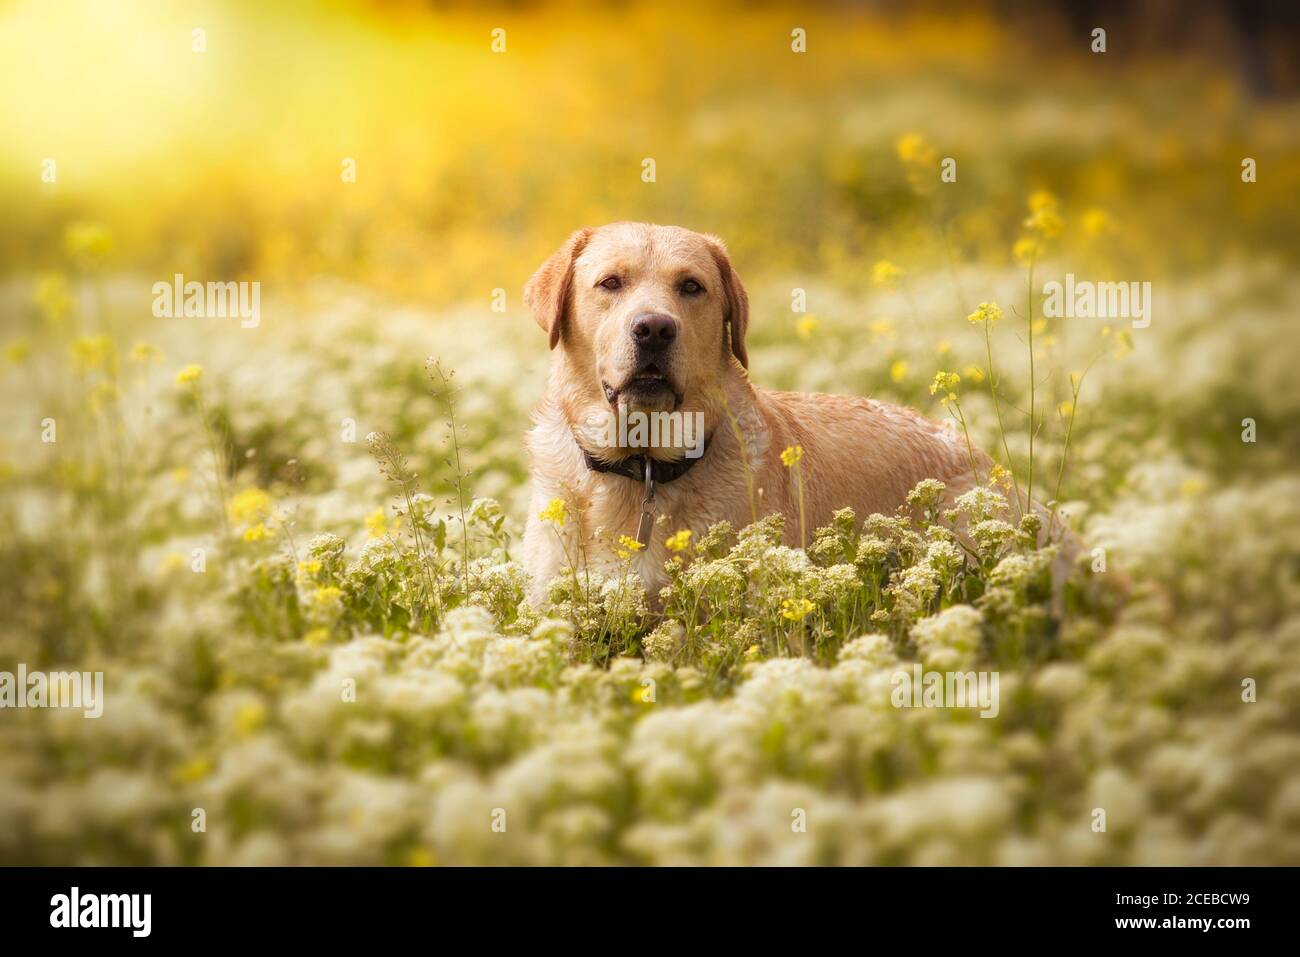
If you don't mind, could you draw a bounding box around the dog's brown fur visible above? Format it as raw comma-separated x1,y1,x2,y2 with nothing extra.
521,222,1044,604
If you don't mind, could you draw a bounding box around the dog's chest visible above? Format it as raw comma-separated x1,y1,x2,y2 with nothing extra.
579,478,707,584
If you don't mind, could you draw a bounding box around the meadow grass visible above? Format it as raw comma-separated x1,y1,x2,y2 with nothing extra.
1,5,1299,865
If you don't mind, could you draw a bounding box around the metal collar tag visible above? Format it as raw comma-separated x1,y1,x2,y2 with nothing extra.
635,469,656,546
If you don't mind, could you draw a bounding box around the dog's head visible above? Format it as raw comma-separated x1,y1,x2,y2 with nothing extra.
525,223,749,442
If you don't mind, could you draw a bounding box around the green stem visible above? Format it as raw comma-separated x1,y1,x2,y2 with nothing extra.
1049,359,1097,539
1027,257,1037,509
193,388,231,543
795,463,806,550
949,399,981,483
983,320,1020,502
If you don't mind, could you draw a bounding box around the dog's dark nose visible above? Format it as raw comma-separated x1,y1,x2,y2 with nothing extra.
631,313,678,350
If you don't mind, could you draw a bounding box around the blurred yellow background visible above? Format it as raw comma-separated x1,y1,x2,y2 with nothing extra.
4,0,1297,304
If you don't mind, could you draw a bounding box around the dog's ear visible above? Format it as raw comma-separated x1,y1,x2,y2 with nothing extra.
524,228,592,351
706,235,750,369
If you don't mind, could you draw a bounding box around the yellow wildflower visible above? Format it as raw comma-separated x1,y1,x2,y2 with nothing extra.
242,522,270,542
1024,207,1063,238
172,756,213,785
963,364,985,384
302,627,331,646
70,334,114,373
665,529,692,552
615,535,645,560
1024,192,1063,238
34,273,73,324
175,363,204,385
229,488,272,524
780,445,804,468
1028,189,1059,213
781,597,816,622
1082,207,1112,237
311,586,344,614
796,315,821,341
365,507,389,539
406,848,436,868
539,497,568,527
871,260,903,286
1112,328,1134,359
929,371,961,404
889,359,909,383
64,222,113,261
967,302,1003,325
233,701,267,738
896,132,934,165
1012,237,1040,264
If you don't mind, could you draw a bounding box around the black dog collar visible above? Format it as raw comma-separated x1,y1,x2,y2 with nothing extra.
580,438,710,485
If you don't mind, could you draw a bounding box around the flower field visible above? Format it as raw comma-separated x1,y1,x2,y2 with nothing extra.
1,2,1298,866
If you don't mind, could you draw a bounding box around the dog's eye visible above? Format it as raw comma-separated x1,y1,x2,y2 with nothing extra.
680,279,704,295
598,276,622,291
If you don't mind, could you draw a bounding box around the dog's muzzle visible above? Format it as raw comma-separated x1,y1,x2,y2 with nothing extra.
601,312,681,408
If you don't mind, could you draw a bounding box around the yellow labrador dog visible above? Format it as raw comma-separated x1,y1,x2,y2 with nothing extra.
522,221,1036,604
